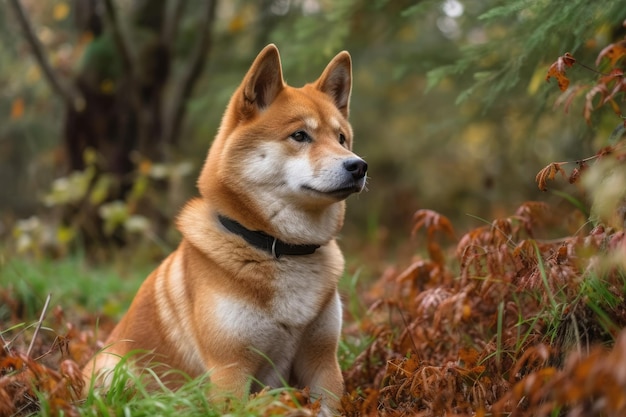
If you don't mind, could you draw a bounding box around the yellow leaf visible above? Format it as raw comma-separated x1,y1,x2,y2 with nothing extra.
89,175,112,205
53,2,70,21
138,159,152,175
26,65,41,84
462,303,471,320
527,65,546,95
229,15,245,33
83,148,97,165
11,98,24,120
100,79,115,94
56,226,75,244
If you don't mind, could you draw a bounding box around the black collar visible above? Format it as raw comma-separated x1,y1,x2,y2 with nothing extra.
218,215,320,259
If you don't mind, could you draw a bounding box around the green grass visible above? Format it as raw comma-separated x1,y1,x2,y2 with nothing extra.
80,358,218,417
77,359,310,417
0,255,152,320
338,268,374,370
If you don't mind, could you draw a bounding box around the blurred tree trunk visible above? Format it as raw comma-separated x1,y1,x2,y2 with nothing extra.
9,0,217,251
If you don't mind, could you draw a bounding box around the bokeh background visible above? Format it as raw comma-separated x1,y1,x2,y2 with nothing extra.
2,0,625,275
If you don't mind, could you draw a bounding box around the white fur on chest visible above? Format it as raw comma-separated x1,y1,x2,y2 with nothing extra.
271,255,336,326
211,253,342,386
214,255,336,334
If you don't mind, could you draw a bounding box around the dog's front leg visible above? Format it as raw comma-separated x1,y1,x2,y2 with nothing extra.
206,360,255,402
292,291,344,416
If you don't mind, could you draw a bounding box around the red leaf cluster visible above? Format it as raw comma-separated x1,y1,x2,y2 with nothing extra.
494,331,626,416
533,142,619,191
412,209,456,266
0,351,84,416
548,38,626,124
584,68,626,123
0,290,106,416
596,39,626,67
342,205,626,416
535,162,567,191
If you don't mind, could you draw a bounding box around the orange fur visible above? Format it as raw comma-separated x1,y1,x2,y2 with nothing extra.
83,44,367,416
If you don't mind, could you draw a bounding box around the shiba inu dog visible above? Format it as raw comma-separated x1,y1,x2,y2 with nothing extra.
82,44,367,415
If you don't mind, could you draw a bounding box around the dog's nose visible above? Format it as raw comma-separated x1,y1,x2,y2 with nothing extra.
343,157,368,180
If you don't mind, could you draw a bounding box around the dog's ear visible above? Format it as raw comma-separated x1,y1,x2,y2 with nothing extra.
241,44,284,114
316,51,352,118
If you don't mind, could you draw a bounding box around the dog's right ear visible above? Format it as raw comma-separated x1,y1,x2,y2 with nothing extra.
240,44,284,117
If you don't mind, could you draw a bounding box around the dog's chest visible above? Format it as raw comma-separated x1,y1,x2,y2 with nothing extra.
270,258,334,326
216,257,334,331
211,258,337,385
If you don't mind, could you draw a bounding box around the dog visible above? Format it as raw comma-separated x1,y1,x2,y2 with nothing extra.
82,44,367,415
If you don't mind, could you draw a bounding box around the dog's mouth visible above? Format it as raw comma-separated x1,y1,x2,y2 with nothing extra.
302,183,364,200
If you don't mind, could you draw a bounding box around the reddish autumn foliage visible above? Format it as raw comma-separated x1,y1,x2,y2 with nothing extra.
548,38,626,125
539,34,626,193
0,299,92,416
341,206,626,416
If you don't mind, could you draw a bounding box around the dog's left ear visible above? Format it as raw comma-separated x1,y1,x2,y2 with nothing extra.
316,51,352,118
242,44,285,115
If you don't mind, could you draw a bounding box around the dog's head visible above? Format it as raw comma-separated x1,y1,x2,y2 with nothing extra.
198,44,367,243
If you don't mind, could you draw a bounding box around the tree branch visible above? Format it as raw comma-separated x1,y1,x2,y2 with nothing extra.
103,0,148,153
162,0,217,147
102,0,136,80
162,0,187,48
8,0,84,110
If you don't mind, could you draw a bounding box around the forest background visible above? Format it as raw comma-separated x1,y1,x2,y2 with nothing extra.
2,0,626,416
3,0,623,271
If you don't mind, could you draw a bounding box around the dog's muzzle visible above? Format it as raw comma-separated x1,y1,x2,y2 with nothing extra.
329,157,368,199
301,156,368,200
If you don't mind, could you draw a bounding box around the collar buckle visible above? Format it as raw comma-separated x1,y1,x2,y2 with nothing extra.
271,237,280,259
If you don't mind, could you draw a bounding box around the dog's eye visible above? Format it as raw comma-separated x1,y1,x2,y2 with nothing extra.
290,131,311,143
339,133,346,145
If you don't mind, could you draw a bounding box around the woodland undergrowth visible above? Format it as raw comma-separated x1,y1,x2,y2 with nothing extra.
2,200,626,416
